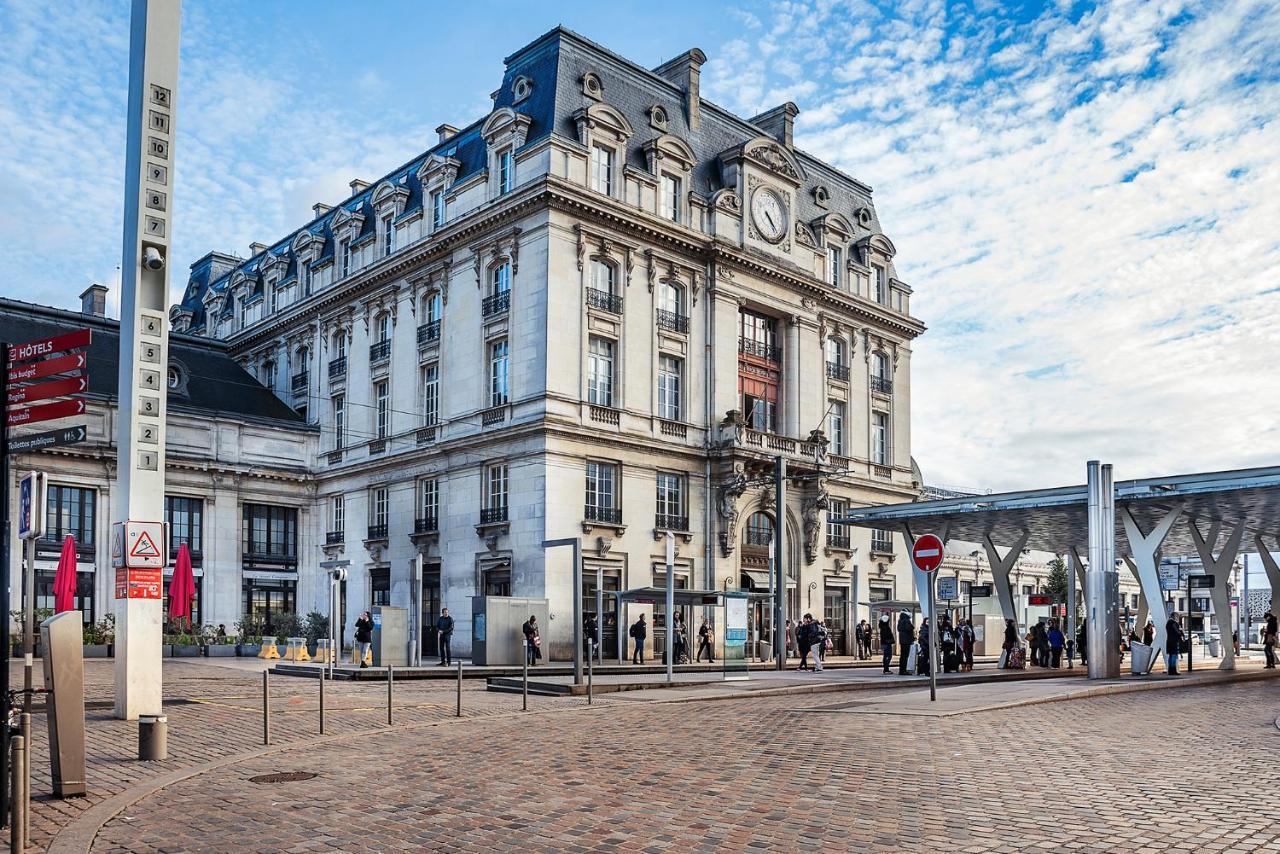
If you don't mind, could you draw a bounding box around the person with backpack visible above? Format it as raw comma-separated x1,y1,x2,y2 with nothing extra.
522,615,541,665
940,618,957,673
878,613,895,674
354,611,374,668
960,619,976,671
1002,619,1018,669
897,611,916,675
1047,620,1065,668
795,614,813,671
812,618,828,672
1165,612,1185,675
629,613,647,664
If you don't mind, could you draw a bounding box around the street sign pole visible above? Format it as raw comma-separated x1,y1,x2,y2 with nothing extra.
114,0,181,721
0,342,8,827
773,456,786,670
910,534,945,702
928,577,937,701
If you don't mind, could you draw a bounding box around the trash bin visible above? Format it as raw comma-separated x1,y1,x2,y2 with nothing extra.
1129,641,1154,674
1207,638,1221,657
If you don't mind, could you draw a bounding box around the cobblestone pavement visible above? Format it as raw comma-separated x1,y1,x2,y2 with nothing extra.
81,678,1280,853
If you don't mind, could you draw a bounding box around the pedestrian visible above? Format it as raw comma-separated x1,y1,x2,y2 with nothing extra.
812,617,828,672
897,611,916,675
1025,624,1039,667
1047,619,1065,668
878,613,895,674
918,617,931,675
216,623,228,641
1165,612,1184,675
960,619,976,671
1002,619,1018,669
785,619,796,660
1076,617,1088,665
629,613,647,664
1263,612,1278,669
696,617,715,662
940,618,957,673
671,613,687,665
1142,620,1155,647
522,614,541,666
584,613,599,660
435,606,454,666
354,611,373,668
858,619,872,659
796,614,814,670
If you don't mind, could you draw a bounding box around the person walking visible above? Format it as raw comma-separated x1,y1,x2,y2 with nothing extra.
812,618,828,672
354,611,373,668
785,619,796,661
918,618,931,675
1165,612,1184,675
696,618,715,662
796,614,814,671
583,613,599,661
1263,612,1278,669
878,613,895,674
960,619,976,672
940,618,957,673
1002,618,1018,669
1076,617,1088,665
1047,620,1065,668
522,614,541,666
897,611,916,675
630,613,647,664
435,606,455,666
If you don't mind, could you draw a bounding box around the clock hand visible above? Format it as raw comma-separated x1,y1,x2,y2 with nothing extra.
764,209,775,229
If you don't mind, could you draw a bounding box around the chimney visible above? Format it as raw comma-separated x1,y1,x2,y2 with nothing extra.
653,48,707,131
436,123,459,144
751,102,800,148
313,202,333,218
349,178,370,194
249,242,269,256
79,283,108,317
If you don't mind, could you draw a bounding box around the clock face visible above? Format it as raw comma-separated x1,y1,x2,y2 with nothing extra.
751,187,788,243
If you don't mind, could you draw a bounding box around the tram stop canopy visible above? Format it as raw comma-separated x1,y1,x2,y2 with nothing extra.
834,464,1280,678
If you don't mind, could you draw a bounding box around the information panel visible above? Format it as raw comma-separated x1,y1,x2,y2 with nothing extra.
723,592,749,681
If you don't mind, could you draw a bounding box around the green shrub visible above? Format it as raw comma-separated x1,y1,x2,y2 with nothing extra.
302,611,330,645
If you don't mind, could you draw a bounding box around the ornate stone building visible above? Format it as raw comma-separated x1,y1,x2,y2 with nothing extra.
172,28,925,657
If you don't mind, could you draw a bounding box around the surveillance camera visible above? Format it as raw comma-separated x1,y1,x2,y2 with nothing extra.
330,567,348,582
142,246,164,271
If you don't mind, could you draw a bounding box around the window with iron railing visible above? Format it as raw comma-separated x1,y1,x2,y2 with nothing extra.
585,461,620,523
871,529,893,553
369,339,391,363
417,320,441,345
328,357,347,381
744,512,774,547
655,472,686,530
656,309,688,333
481,291,510,318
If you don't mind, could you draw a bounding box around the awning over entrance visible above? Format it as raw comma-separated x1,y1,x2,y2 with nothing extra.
616,587,725,607
739,570,797,590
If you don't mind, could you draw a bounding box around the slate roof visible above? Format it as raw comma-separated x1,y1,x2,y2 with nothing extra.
180,27,886,332
0,299,308,428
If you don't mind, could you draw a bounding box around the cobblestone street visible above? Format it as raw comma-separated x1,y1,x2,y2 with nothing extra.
22,660,1276,853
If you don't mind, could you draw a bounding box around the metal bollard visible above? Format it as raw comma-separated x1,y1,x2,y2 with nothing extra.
263,670,271,746
20,711,31,833
319,668,326,735
522,639,528,711
386,666,393,725
456,659,462,717
587,643,593,705
138,715,168,761
11,734,26,853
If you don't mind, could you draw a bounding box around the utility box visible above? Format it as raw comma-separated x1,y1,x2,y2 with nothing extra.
471,596,548,666
372,606,407,667
972,614,1005,657
41,611,86,797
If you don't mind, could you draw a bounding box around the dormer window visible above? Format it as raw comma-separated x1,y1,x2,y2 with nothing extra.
511,75,533,104
382,215,394,256
590,144,614,195
499,149,514,195
649,105,668,131
431,191,445,230
340,239,352,278
661,174,681,223
827,245,842,287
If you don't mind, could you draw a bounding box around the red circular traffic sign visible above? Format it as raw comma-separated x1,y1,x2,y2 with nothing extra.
911,534,945,573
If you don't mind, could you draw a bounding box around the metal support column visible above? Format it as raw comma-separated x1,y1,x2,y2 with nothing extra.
1086,461,1119,679
773,456,786,669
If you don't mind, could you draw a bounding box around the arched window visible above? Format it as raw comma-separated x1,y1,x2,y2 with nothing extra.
590,259,615,296
491,261,511,296
423,292,443,323
660,280,683,316
826,337,846,368
331,331,346,361
872,351,888,380
744,512,774,547
375,311,391,343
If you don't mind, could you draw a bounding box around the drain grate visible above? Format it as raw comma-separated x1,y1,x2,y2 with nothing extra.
248,771,318,784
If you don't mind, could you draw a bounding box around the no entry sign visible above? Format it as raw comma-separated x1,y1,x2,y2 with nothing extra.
911,534,945,574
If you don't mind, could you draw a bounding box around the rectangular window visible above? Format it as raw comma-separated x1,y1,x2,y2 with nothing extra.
587,337,615,407
370,487,389,528
371,567,391,607
302,263,312,296
499,149,514,194
164,495,203,558
431,191,445,229
376,311,391,343
828,401,846,454
869,586,893,603
872,411,889,464
585,462,618,513
375,381,389,439
421,364,439,426
655,472,684,524
657,354,682,420
383,215,394,256
419,478,438,521
332,495,344,534
485,463,509,510
660,174,681,222
332,395,345,448
871,528,893,553
341,240,351,278
872,265,886,304
45,485,95,547
590,144,613,194
262,360,275,389
489,340,509,406
242,504,298,564
269,278,279,313
827,498,848,544
491,262,511,295
827,246,842,287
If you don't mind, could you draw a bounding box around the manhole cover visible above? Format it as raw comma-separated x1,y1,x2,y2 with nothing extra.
248,771,318,784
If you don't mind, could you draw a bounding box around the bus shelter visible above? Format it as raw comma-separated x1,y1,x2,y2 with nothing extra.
611,587,770,665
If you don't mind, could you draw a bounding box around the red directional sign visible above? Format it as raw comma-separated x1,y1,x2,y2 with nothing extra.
5,397,86,428
7,374,87,406
7,352,87,384
7,329,91,364
911,534,945,574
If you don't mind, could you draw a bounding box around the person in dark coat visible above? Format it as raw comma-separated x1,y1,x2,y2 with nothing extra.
1142,620,1155,646
696,618,714,662
629,614,647,664
918,618,932,675
435,607,455,666
522,615,541,665
1263,612,1277,669
940,618,957,673
1076,618,1088,665
583,614,599,661
897,612,916,675
878,614,895,674
1047,620,1065,668
960,619,976,671
1165,613,1185,675
796,614,814,671
1003,619,1018,668
354,611,373,668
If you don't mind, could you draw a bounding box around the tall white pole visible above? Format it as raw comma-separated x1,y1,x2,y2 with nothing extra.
666,532,675,683
114,0,181,720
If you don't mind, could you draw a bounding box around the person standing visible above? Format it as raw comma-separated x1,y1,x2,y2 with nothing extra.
812,618,828,672
522,614,541,666
583,613,599,661
435,607,455,666
859,620,872,659
897,611,916,675
795,614,814,671
785,619,796,661
1142,620,1155,646
630,613,647,664
1165,612,1184,675
1263,612,1278,669
1002,619,1018,669
354,611,373,668
1076,618,1088,665
940,619,957,673
878,614,895,674
696,618,715,662
918,618,931,675
960,619,976,672
1047,620,1065,668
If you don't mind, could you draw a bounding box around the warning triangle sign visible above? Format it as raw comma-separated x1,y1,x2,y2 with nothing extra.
130,530,161,558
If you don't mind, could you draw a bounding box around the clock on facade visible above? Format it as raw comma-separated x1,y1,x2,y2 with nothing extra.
751,186,789,243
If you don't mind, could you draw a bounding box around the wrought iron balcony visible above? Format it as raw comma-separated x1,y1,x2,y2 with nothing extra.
826,532,851,550
738,338,781,363
369,339,392,364
871,376,893,394
871,535,893,554
416,426,436,445
328,357,347,381
326,449,343,465
366,524,388,541
325,531,344,545
479,506,508,525
481,406,506,426
655,513,688,531
369,438,386,455
481,291,510,318
290,372,309,393
414,516,439,534
826,362,850,381
585,505,622,525
586,288,623,315
656,309,688,334
417,320,441,346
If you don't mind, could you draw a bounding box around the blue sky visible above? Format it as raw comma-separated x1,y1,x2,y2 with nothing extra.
1,0,1278,495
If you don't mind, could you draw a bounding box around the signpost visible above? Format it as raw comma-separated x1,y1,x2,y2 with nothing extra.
970,584,993,597
7,425,88,455
911,534,944,702
1028,593,1053,606
1185,573,1214,673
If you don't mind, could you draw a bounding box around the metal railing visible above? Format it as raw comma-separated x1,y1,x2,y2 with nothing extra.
369,438,386,455
744,529,773,547
871,536,893,553
585,505,622,525
327,357,346,381
479,506,508,525
482,291,510,318
326,449,343,465
738,338,781,363
655,513,688,531
369,340,391,363
414,516,438,534
826,361,850,381
416,426,436,445
656,309,688,333
290,372,308,393
586,288,623,314
417,320,440,346
367,524,388,540
871,376,894,394
826,532,851,550
481,406,506,426
325,531,344,545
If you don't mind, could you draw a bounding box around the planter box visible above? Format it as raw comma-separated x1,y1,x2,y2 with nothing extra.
236,643,262,657
205,644,237,657
170,644,202,657
83,644,112,658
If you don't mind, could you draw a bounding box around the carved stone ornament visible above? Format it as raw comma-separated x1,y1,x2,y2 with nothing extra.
596,536,613,556
795,221,819,249
801,296,816,311
716,467,749,558
745,142,801,181
712,188,742,214
485,535,500,554
802,488,830,565
365,542,385,563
